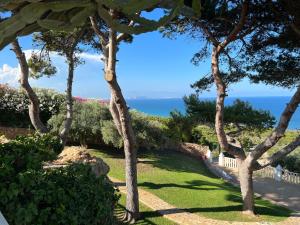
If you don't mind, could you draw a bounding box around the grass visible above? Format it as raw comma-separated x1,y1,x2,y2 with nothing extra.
115,195,175,225
91,148,292,223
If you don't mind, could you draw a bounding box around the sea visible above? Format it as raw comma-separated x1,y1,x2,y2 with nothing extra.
127,96,300,130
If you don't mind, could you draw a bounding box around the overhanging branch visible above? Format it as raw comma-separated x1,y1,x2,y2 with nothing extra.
255,134,300,170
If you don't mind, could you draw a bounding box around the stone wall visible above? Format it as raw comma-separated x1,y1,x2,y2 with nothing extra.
175,142,238,184
176,142,209,160
0,126,33,139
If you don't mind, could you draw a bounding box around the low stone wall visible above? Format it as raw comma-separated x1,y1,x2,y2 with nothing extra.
176,142,209,160
0,126,33,139
175,142,238,185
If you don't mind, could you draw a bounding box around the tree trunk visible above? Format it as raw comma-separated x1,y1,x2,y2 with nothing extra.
60,56,74,146
211,45,254,214
109,93,122,135
108,79,139,222
211,47,229,151
80,135,87,148
238,159,255,215
11,39,48,133
105,28,139,223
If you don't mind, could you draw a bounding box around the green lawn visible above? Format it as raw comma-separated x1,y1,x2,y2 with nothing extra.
91,148,291,223
115,195,175,225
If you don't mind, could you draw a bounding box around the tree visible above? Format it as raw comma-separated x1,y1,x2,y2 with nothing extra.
0,1,199,49
163,0,300,215
32,28,90,145
11,39,56,133
184,94,275,131
87,3,200,222
89,14,140,223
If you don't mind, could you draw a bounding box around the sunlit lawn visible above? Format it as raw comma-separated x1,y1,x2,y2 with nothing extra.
91,148,291,222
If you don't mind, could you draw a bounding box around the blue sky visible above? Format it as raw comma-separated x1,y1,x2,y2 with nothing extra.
0,30,294,100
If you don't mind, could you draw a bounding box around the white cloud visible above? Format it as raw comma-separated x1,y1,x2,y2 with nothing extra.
0,64,20,87
23,49,103,63
78,52,103,62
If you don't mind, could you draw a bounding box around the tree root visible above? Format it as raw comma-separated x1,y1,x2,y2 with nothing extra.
122,210,139,224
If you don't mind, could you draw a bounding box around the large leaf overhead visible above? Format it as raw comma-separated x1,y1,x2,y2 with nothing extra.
0,0,201,49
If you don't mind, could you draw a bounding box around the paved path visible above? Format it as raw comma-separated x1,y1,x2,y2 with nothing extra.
110,177,299,225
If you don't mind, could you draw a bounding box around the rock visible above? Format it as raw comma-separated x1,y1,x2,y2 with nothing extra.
0,135,9,144
49,146,109,176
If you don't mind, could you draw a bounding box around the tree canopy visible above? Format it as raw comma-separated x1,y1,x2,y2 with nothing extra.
0,0,201,50
184,94,275,129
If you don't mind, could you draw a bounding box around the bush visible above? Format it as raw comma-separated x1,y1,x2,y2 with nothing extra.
0,136,119,225
15,133,63,154
131,110,170,150
166,110,194,142
276,154,300,173
191,125,219,150
0,164,119,225
101,110,171,150
49,102,173,150
0,134,61,176
101,120,123,148
48,101,111,146
0,85,65,128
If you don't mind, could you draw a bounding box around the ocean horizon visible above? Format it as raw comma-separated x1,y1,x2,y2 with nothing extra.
126,96,300,130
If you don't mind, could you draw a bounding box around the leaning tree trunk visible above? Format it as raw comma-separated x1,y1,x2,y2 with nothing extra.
211,46,255,215
109,82,139,222
104,29,139,223
11,39,48,133
60,56,75,146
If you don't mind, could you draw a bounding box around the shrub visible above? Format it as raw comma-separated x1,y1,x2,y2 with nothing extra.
49,103,173,150
101,110,172,150
166,110,194,142
0,134,61,176
191,125,219,150
131,110,170,150
15,133,63,155
48,101,111,146
276,154,300,173
101,120,123,148
0,135,119,225
0,164,119,225
0,85,65,128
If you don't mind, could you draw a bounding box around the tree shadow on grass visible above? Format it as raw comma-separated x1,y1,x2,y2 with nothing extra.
139,180,224,191
224,193,291,218
93,148,220,180
90,147,125,159
139,149,219,178
184,204,290,218
95,148,291,220
115,203,289,224
138,181,291,219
